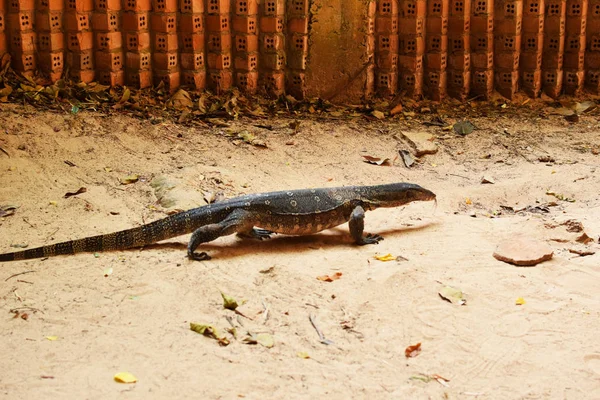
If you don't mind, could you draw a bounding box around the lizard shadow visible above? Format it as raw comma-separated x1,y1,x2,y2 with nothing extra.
146,220,437,261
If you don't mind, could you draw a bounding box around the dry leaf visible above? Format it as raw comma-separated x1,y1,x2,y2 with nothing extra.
114,372,137,383
316,272,343,282
576,233,593,244
439,286,467,305
190,323,230,346
45,336,58,341
371,110,385,119
405,342,422,358
390,104,403,115
515,297,526,305
0,205,18,218
453,120,475,135
104,267,113,277
297,352,310,359
465,198,472,205
399,149,415,168
220,292,239,310
374,253,396,262
63,187,87,198
362,155,390,166
120,174,139,185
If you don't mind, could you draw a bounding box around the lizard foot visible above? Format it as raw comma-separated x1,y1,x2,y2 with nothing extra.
238,228,274,240
188,251,212,261
358,233,384,245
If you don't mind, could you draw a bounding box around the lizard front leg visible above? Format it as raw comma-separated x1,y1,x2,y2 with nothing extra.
349,205,383,245
188,209,254,261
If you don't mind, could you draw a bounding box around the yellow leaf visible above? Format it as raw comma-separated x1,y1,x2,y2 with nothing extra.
374,253,396,262
104,167,112,172
120,174,139,185
114,372,137,383
46,336,58,341
297,351,310,359
256,333,274,348
465,197,472,205
371,110,385,119
104,267,113,277
49,201,58,206
515,297,526,305
8,166,16,171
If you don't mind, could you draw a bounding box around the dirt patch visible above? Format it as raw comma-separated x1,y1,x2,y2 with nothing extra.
1,103,599,398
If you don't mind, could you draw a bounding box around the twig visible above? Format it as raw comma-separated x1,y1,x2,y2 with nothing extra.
261,299,270,325
5,270,35,281
0,146,9,157
17,280,33,284
309,313,334,345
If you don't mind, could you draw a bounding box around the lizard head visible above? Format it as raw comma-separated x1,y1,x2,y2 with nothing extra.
363,183,436,208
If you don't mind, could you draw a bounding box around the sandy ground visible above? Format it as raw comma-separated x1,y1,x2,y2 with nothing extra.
0,102,599,399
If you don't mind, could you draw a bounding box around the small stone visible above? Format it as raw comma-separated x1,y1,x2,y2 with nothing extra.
399,130,438,157
481,176,495,184
493,238,554,266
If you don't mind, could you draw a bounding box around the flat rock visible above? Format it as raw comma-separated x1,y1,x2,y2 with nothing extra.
493,238,554,266
399,131,438,157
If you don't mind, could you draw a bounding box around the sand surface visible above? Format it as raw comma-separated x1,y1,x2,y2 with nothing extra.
0,103,599,399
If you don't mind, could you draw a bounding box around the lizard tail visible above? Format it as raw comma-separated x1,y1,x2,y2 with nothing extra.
0,211,196,262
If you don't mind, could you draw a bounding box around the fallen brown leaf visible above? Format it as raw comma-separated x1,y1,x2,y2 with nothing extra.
316,272,343,282
63,187,87,198
362,155,390,166
405,342,422,358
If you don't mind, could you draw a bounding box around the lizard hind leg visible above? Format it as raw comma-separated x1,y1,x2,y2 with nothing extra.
187,209,254,261
349,205,384,245
237,227,274,240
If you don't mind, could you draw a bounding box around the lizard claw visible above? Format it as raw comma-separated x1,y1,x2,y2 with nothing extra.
189,251,212,261
359,233,384,245
238,228,274,240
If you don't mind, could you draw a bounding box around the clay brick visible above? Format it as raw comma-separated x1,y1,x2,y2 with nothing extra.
565,17,586,35
126,69,152,88
448,53,470,69
425,52,447,69
179,14,204,33
497,0,524,18
471,68,493,88
96,50,123,70
378,0,399,15
542,51,563,68
471,15,493,32
522,14,544,33
367,16,375,34
260,16,284,32
234,52,258,70
205,14,230,31
207,32,232,51
181,70,206,89
399,35,425,54
38,51,64,71
179,0,203,13
427,0,448,16
38,32,64,51
426,34,447,52
563,51,585,69
495,18,522,35
399,71,423,96
521,68,541,87
154,70,181,92
398,17,424,35
208,69,233,91
290,33,307,53
123,0,151,11
263,0,285,16
448,17,470,34
472,0,492,15
585,69,600,91
235,34,258,52
125,32,150,50
95,0,121,11
232,16,257,34
66,0,94,12
544,34,565,52
8,12,34,31
494,34,521,52
471,51,493,68
236,70,258,92
366,34,375,53
288,17,308,34
8,0,35,12
261,33,283,52
0,34,6,53
206,0,230,15
125,51,151,69
0,15,5,33
70,69,96,82
153,51,178,70
401,0,426,18
96,31,122,50
520,51,542,69
287,52,307,69
565,34,585,52
36,12,63,31
449,0,471,16
10,32,36,52
587,18,600,33
287,71,306,98
262,52,285,70
180,32,204,51
12,52,36,71
424,68,446,90
521,33,543,52
65,12,91,31
151,13,177,33
563,69,584,91
154,32,178,51
545,16,566,34
567,0,587,16
495,51,519,69
38,0,64,11
448,33,469,53
122,12,149,31
523,0,543,15
180,51,204,70
471,33,493,52
547,0,566,16
235,0,258,15
66,49,94,69
377,34,398,52
399,54,423,71
425,16,448,34
289,0,308,16
91,12,120,31
589,34,600,52
207,52,231,69
447,69,470,92
377,51,398,69
586,51,600,68
495,69,518,96
153,0,177,12
376,70,398,94
542,68,563,86
97,70,125,86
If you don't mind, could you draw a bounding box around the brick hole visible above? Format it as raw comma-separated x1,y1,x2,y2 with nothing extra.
570,3,581,15
141,53,150,67
381,36,391,49
193,16,202,29
110,14,118,28
548,38,559,49
140,15,147,28
442,19,448,30
368,19,375,32
20,14,31,29
474,72,486,85
157,36,166,50
592,37,600,51
130,74,141,85
24,55,34,68
0,15,5,30
266,1,276,13
40,0,49,6
182,74,195,86
465,20,470,30
594,4,600,15
566,72,577,84
453,74,463,85
238,74,248,86
378,74,389,86
505,2,515,14
292,74,303,86
589,71,600,84
98,0,107,8
184,37,192,50
429,72,439,86
264,36,275,49
53,54,62,69
528,1,539,12
526,36,538,49
181,0,192,12
477,36,487,49
40,34,49,47
295,37,304,50
432,37,440,50
548,3,560,15
381,1,392,13
99,36,109,49
501,72,512,83
237,37,247,51
238,1,248,13
79,15,89,29
114,54,121,68
223,55,230,68
67,0,76,9
569,37,580,50
249,55,257,68
156,0,166,11
293,0,305,13
277,54,284,68
195,53,204,66
277,18,284,31
504,37,515,50
82,54,91,67
393,18,398,31
432,1,442,13
211,35,221,49
392,54,398,65
453,1,464,12
524,72,534,84
475,0,487,13
265,75,277,88
407,39,416,51
51,15,60,29
546,72,556,84
208,0,219,13
169,54,176,67
10,0,18,8
404,75,415,86
406,2,416,15
168,17,176,29
222,16,229,29
128,36,138,48
249,19,256,32
452,38,463,51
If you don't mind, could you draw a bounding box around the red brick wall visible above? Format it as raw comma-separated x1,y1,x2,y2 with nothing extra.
0,0,597,99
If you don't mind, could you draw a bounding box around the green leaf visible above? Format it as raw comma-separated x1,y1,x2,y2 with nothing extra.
220,292,239,310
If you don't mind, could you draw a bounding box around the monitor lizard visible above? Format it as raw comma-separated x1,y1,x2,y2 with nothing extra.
0,182,436,262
